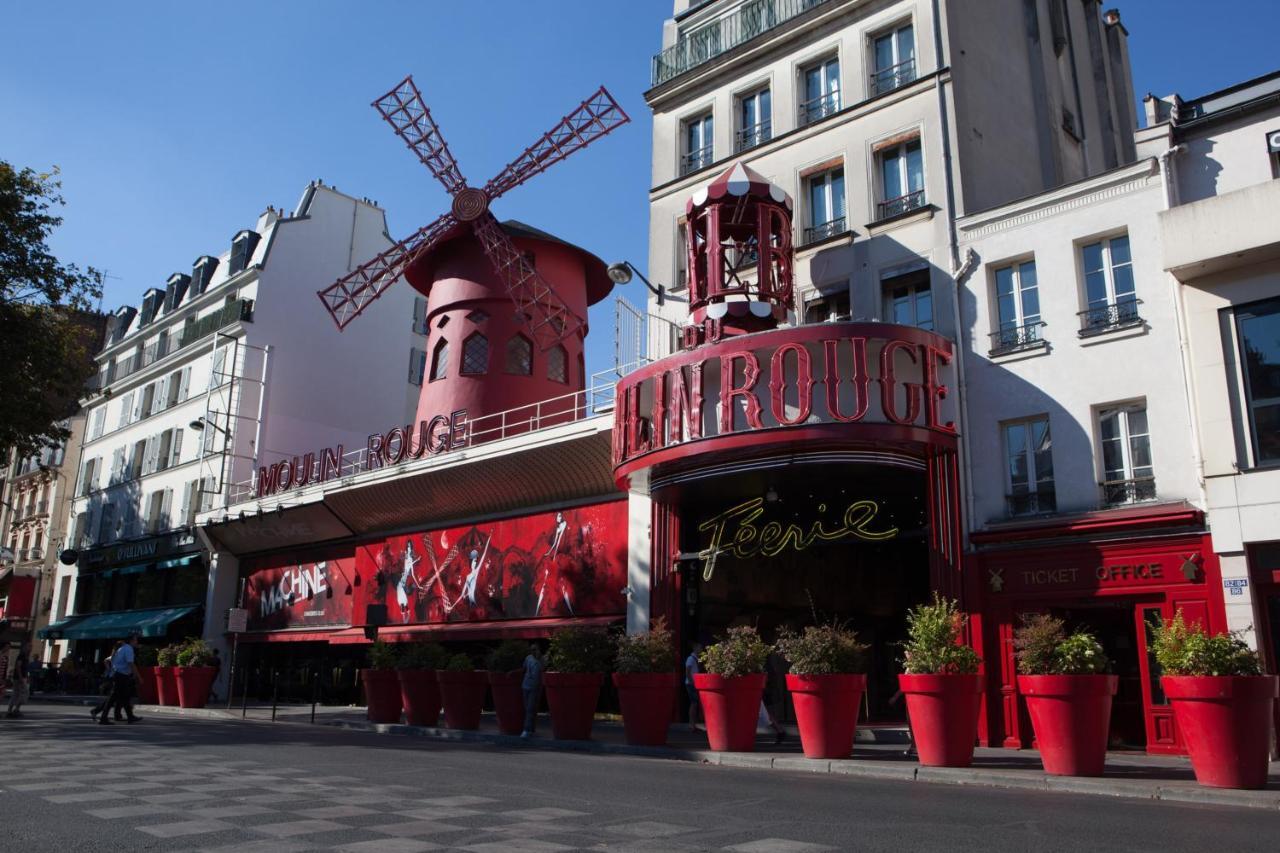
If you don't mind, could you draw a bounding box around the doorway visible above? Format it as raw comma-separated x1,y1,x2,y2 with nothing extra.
1050,601,1147,749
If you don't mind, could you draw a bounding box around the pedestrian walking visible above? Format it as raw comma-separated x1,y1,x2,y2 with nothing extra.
760,649,787,745
92,642,126,721
520,642,544,738
6,643,31,718
209,648,222,703
99,634,142,725
685,641,703,731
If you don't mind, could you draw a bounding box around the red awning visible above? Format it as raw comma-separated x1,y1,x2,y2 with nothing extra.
327,627,373,645
236,629,344,644
377,615,621,644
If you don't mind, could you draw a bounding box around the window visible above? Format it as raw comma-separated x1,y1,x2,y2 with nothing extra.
117,392,134,429
97,503,116,545
991,260,1043,354
1098,404,1155,505
430,338,449,382
800,57,840,125
408,347,426,386
466,309,489,325
877,139,925,219
412,297,428,335
675,222,689,290
166,368,189,407
461,333,489,375
547,345,568,383
735,87,771,152
1079,235,1140,335
505,335,533,375
191,256,218,296
804,167,846,244
871,23,916,96
229,231,260,275
89,407,106,440
1232,296,1280,465
71,512,90,549
883,270,932,330
804,289,850,324
140,382,157,419
1004,417,1055,516
77,457,99,496
681,112,713,176
109,447,126,485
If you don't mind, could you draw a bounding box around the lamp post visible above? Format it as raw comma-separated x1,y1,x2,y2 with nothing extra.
606,261,687,307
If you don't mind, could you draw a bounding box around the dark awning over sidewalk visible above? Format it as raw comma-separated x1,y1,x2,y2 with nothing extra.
38,605,200,640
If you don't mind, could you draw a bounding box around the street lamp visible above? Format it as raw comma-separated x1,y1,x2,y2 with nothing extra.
189,416,229,436
606,260,687,307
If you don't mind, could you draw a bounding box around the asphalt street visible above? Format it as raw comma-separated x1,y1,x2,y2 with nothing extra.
0,704,1274,853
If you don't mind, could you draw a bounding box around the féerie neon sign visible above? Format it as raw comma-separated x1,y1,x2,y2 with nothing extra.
696,497,898,580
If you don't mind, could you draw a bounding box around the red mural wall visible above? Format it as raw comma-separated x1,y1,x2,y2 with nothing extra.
242,548,357,632
357,501,628,626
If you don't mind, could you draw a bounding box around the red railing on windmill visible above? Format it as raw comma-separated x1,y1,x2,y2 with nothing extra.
317,75,630,434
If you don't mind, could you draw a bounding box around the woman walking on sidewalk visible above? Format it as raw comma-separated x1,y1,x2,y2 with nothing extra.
6,643,31,718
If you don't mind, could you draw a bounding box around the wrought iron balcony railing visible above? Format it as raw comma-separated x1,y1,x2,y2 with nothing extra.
652,0,832,86
681,145,715,176
799,91,841,126
735,120,772,152
876,189,926,220
1078,298,1142,337
1007,488,1056,517
989,320,1047,356
869,58,917,97
1101,476,1156,507
803,217,846,245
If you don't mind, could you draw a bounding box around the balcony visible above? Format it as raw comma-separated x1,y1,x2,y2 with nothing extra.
869,58,917,97
1101,476,1157,507
876,190,927,221
1078,297,1142,337
734,120,772,153
17,548,43,563
1007,489,1056,517
803,217,846,246
989,321,1047,357
681,145,715,176
652,0,833,87
799,91,840,126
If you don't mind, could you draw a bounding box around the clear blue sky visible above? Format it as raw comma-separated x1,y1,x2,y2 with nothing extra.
3,0,1277,381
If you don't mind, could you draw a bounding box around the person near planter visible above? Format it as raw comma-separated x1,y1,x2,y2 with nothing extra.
5,643,31,718
760,650,787,745
91,641,126,721
685,642,703,730
521,643,544,738
209,649,222,703
99,634,141,725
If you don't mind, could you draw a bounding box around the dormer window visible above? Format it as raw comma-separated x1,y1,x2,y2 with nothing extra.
229,231,261,275
110,307,137,344
165,274,190,312
191,256,219,296
139,289,164,326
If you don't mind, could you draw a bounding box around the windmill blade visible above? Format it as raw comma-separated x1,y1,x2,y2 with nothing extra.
317,212,458,330
471,214,583,350
373,75,468,194
482,86,630,201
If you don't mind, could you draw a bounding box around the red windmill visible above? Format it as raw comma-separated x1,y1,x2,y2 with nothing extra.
317,75,630,353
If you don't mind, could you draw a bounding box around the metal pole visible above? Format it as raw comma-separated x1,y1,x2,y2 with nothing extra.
310,669,318,725
225,632,239,710
241,667,249,718
271,668,278,722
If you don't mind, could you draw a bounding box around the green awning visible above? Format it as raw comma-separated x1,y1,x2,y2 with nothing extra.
118,562,151,575
57,606,201,640
38,615,87,639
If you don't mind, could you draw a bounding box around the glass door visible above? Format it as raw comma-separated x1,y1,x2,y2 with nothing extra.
1134,605,1179,753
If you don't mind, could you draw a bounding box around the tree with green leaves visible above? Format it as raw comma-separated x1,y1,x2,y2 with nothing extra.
1,161,105,458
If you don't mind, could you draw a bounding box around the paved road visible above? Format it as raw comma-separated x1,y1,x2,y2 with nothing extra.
0,705,1273,853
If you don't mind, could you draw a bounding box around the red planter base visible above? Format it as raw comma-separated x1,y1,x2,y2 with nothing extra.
489,671,525,735
361,669,403,724
437,671,488,730
1018,674,1118,776
155,667,179,707
398,669,442,727
1162,675,1278,789
787,673,867,759
175,666,218,709
613,672,678,746
544,672,604,741
694,673,766,752
898,673,983,767
135,665,159,705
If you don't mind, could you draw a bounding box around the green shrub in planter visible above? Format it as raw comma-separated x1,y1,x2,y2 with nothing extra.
549,626,614,674
1014,614,1109,675
775,623,868,675
134,645,158,666
700,626,769,677
901,594,981,675
1151,612,1261,676
175,638,216,668
396,642,447,671
367,640,398,671
157,644,180,667
444,653,475,673
487,640,528,673
615,618,677,674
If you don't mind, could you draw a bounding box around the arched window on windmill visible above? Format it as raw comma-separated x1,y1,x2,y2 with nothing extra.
505,334,533,375
430,338,449,382
461,332,489,375
547,344,568,384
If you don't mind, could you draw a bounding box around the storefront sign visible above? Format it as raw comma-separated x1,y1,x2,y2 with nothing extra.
1007,560,1173,591
242,550,356,631
78,529,198,571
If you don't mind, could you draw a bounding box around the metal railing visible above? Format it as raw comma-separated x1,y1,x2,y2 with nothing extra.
1007,489,1056,517
802,217,847,245
989,321,1047,356
734,120,772,152
17,548,43,562
680,145,715,176
1078,298,1142,337
877,189,926,220
799,91,840,126
869,58,917,97
1101,476,1156,507
652,0,832,86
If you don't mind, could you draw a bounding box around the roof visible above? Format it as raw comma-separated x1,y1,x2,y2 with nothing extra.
1169,68,1280,129
686,162,793,216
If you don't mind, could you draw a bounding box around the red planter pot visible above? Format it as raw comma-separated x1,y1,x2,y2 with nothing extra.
361,669,403,724
1018,674,1118,776
134,665,159,705
1162,675,1279,789
613,672,679,747
544,672,604,741
693,672,766,752
437,670,488,730
175,666,218,709
397,669,442,727
786,673,867,759
155,666,179,707
898,673,983,767
489,671,526,736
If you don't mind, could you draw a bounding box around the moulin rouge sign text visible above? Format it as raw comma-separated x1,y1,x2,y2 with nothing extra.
257,410,469,498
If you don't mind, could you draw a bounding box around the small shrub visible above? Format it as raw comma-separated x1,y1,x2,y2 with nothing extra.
444,653,475,673
134,645,158,666
548,626,614,674
1151,611,1261,677
175,638,216,668
775,623,868,675
615,618,677,674
901,594,981,675
487,640,529,673
396,642,447,671
1014,614,1109,675
367,640,397,671
157,644,179,667
700,626,770,677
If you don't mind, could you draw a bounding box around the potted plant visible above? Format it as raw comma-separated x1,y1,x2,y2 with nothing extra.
437,653,488,730
1014,614,1116,776
613,618,679,746
545,626,614,741
155,644,181,707
174,638,219,709
133,644,159,705
1152,611,1278,789
776,622,869,759
898,594,983,767
396,642,446,727
487,640,530,736
361,640,403,724
694,626,771,752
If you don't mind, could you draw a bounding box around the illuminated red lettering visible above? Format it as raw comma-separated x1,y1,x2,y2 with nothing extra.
321,445,343,480
720,351,763,433
667,363,704,444
384,427,407,465
879,340,921,425
256,464,280,498
366,433,385,470
921,344,956,433
769,342,813,426
823,338,870,423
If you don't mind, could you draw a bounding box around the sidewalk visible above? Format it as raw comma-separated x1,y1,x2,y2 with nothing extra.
32,695,1280,811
